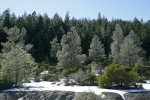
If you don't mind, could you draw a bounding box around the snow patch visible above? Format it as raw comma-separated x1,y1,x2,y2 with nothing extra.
3,81,150,100
40,70,48,75
142,84,150,89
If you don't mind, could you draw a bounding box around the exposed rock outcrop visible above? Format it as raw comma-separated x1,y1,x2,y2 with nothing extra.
1,91,150,100
124,92,150,100
0,91,75,100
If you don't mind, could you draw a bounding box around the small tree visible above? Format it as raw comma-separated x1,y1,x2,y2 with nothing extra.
57,27,86,67
1,46,34,86
89,35,105,63
1,26,34,87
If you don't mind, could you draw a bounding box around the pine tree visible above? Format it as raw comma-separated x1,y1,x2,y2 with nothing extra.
3,9,12,28
0,26,34,87
1,45,34,86
110,24,124,63
57,27,86,67
64,11,70,25
50,37,60,64
64,11,70,33
89,35,105,63
119,30,143,66
105,25,112,58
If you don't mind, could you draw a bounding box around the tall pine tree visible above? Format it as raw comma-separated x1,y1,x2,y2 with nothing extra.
50,36,60,64
89,35,105,63
0,26,34,87
111,24,124,63
57,27,86,67
119,30,144,66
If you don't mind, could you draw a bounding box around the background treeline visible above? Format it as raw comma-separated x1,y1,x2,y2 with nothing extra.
1,9,150,63
1,9,150,89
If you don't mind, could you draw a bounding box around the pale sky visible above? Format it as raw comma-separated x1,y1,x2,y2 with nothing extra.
0,0,150,21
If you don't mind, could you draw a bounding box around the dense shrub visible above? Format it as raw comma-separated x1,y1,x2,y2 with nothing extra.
40,74,59,81
48,66,58,73
33,63,51,76
84,73,98,85
98,63,139,88
48,74,59,81
69,69,98,86
40,74,51,81
133,63,150,80
71,69,86,85
62,66,82,76
34,77,41,82
98,74,112,88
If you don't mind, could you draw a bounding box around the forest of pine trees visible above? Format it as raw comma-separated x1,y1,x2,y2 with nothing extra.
1,9,150,63
1,9,150,88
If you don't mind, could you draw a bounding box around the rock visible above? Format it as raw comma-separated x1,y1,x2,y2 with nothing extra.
1,91,150,100
124,92,150,100
102,92,124,100
0,91,75,100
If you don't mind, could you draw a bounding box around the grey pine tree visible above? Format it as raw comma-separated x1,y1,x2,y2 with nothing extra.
0,26,34,87
89,35,105,63
57,27,86,67
50,36,60,63
119,30,143,66
110,24,124,63
1,46,34,86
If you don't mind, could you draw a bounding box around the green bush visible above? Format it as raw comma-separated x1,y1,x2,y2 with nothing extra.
62,66,81,76
48,74,59,81
74,92,102,100
85,73,98,86
40,74,59,82
34,77,41,82
133,64,150,80
33,63,51,77
71,69,86,85
98,63,139,88
70,69,98,86
40,74,50,81
98,74,112,88
48,66,58,74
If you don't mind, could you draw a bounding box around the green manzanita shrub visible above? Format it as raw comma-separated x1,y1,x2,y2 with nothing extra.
98,63,139,88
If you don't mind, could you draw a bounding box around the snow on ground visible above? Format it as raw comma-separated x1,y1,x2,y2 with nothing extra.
2,81,150,100
142,83,150,89
0,81,126,100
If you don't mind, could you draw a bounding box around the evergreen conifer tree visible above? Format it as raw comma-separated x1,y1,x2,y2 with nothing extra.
57,27,86,67
0,26,34,87
110,24,124,63
89,35,105,63
120,30,143,66
50,36,60,64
